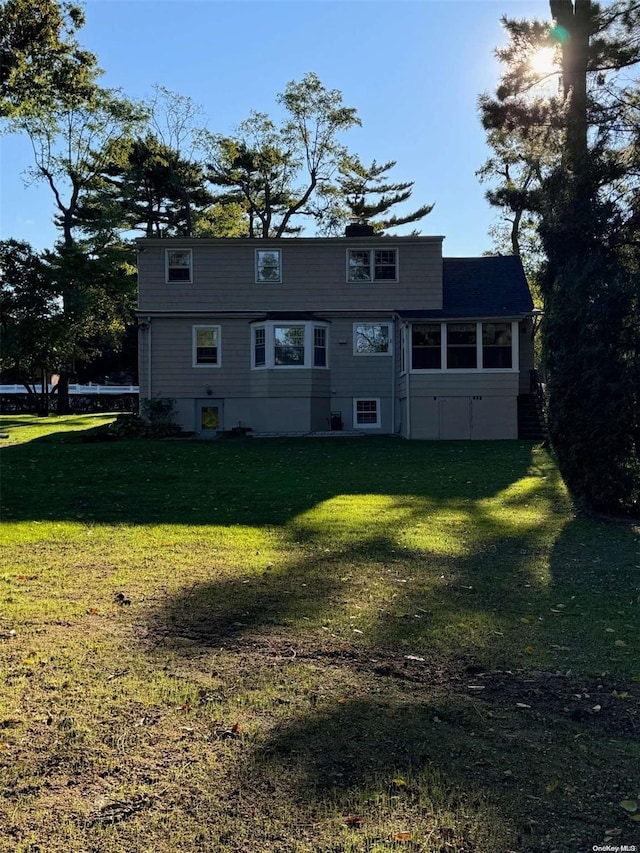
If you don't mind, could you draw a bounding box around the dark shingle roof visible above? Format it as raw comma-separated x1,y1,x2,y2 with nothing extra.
398,256,534,319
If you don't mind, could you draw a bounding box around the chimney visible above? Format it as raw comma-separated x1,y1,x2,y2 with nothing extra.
344,222,375,238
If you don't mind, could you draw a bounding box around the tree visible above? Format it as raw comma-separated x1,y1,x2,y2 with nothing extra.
480,0,640,515
0,0,98,119
329,156,434,234
0,239,65,412
76,132,217,239
12,82,146,411
203,73,361,237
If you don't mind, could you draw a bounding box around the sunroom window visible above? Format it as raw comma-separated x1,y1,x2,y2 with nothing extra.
410,321,517,371
482,323,512,368
446,323,477,369
412,325,441,368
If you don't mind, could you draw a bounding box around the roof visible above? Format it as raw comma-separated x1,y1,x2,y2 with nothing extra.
398,256,534,320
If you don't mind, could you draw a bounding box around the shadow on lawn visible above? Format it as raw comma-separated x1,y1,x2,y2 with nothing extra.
1,433,539,527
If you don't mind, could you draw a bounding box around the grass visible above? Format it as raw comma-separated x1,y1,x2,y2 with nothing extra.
0,414,639,852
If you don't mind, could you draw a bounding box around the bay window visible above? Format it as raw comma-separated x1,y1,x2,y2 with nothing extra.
251,321,329,369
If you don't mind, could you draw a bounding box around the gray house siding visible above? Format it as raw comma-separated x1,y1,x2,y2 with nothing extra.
137,238,536,440
137,237,443,314
408,372,519,440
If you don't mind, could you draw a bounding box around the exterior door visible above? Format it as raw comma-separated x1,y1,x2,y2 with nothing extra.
438,397,471,439
196,399,223,436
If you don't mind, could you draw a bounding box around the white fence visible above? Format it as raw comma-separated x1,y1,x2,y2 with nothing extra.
0,384,139,395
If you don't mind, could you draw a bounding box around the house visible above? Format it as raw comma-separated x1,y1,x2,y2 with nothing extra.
136,225,539,439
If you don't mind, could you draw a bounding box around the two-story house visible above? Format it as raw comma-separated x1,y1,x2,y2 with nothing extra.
136,225,538,439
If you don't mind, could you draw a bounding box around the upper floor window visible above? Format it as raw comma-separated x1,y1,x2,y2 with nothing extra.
347,249,397,282
354,323,391,355
166,249,192,283
256,249,281,282
193,326,221,367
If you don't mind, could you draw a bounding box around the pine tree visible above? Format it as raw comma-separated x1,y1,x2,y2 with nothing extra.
333,157,433,234
481,0,640,515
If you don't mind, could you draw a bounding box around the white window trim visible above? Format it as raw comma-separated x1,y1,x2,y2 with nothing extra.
255,249,282,283
165,248,193,284
251,320,329,369
346,248,398,283
409,321,519,373
192,325,222,368
353,397,381,429
353,322,393,356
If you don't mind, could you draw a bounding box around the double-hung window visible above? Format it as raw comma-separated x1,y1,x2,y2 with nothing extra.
193,326,221,367
254,327,266,367
353,398,381,428
354,323,391,355
166,249,192,282
314,327,327,367
256,249,281,282
347,249,397,282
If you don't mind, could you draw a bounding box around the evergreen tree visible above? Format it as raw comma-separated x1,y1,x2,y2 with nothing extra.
332,157,434,234
481,0,640,515
203,73,361,237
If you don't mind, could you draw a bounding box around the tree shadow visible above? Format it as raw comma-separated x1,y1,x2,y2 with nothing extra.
1,433,539,527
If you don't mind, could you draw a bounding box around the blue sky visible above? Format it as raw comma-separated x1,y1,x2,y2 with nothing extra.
0,0,552,257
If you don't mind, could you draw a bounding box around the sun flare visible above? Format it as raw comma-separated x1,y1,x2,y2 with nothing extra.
530,46,557,75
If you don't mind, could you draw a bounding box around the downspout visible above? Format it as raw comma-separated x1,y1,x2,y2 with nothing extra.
405,323,411,440
147,319,152,403
391,313,397,435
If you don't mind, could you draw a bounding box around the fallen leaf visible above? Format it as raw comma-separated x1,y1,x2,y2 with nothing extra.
524,645,534,655
394,831,412,842
620,800,638,813
516,703,531,708
392,778,407,787
231,722,243,734
615,640,627,647
343,814,362,827
545,780,559,794
630,814,640,822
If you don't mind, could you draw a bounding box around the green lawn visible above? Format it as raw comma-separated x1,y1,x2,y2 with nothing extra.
1,415,638,852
